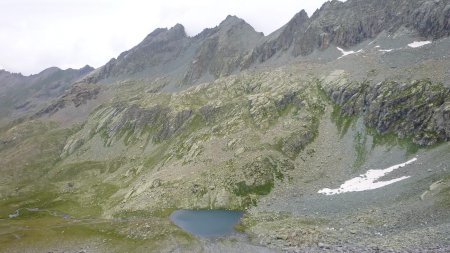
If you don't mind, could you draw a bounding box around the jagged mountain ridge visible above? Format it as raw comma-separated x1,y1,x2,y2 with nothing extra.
80,0,450,87
81,16,264,88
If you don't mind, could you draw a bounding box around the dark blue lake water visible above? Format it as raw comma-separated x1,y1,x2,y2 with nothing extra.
170,209,244,237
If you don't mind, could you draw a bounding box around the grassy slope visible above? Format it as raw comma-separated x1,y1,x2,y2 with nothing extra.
0,67,449,251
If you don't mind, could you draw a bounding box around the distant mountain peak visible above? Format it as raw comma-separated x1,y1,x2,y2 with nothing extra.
287,9,310,27
217,15,256,32
294,9,309,19
141,24,187,44
170,23,186,36
79,65,95,74
220,15,246,26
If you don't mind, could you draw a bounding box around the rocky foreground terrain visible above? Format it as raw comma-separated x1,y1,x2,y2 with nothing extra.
0,0,450,252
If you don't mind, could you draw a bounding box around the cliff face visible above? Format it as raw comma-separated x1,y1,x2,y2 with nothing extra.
326,79,450,146
250,0,450,59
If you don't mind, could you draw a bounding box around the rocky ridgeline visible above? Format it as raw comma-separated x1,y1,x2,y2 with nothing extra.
326,79,450,145
78,0,449,87
80,16,263,86
250,0,450,61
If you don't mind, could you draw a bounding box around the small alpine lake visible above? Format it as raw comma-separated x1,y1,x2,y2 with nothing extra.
169,209,244,237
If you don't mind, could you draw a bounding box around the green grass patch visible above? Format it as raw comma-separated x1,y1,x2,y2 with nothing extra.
331,104,356,137
353,131,368,170
370,129,420,155
233,180,274,196
54,161,108,181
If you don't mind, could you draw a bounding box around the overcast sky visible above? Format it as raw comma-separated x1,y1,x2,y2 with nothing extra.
0,0,333,75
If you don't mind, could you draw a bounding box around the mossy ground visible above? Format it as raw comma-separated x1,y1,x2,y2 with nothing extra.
0,212,196,253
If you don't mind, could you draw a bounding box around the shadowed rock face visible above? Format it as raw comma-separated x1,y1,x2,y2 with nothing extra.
254,0,450,58
327,79,450,145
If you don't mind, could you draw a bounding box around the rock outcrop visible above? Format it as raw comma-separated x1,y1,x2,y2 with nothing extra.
327,79,450,145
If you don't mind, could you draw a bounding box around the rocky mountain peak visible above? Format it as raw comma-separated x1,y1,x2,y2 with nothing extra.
37,67,61,76
219,15,247,27
290,9,309,24
79,65,94,74
181,15,263,84
141,23,187,45
169,23,187,37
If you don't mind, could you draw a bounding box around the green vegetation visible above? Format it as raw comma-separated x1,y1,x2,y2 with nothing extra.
370,129,420,155
233,180,274,196
331,104,356,137
353,131,368,170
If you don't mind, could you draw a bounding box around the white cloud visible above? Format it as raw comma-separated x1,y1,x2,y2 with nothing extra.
0,0,334,75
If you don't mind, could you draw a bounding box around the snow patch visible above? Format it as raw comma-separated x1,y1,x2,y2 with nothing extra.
408,41,431,48
318,158,417,195
337,47,359,59
379,49,394,52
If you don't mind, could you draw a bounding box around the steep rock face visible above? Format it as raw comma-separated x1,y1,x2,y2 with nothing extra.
182,15,263,84
81,24,190,84
327,79,450,145
409,0,450,39
247,0,450,61
245,10,310,64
